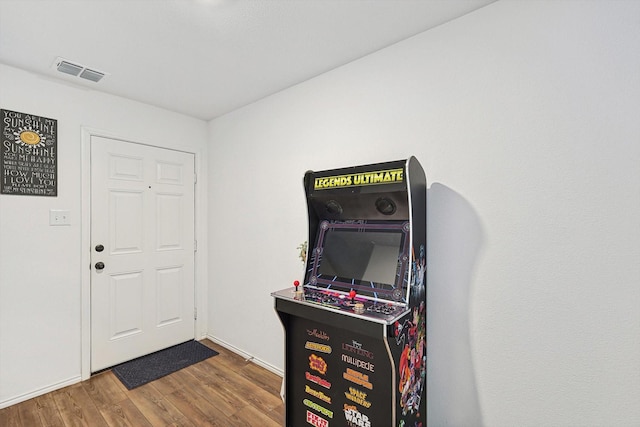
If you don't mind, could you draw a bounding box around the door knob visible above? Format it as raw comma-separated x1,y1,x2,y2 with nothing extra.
95,262,105,270
95,244,104,252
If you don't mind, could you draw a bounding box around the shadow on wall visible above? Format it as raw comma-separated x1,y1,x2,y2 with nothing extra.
427,183,484,427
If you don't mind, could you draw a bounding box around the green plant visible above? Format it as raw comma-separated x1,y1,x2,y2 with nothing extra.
297,241,308,264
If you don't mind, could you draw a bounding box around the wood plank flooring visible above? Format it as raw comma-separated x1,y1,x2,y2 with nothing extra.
0,340,284,426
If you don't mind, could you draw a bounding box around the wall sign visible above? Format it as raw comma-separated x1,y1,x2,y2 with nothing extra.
1,109,57,196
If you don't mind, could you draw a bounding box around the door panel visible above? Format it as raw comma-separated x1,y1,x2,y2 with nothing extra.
91,136,195,372
110,190,144,254
157,193,184,250
157,266,185,325
110,271,144,339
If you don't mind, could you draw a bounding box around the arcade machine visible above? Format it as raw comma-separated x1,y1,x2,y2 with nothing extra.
272,157,427,427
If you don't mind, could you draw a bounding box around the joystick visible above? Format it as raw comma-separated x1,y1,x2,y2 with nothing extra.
349,290,365,314
293,280,303,300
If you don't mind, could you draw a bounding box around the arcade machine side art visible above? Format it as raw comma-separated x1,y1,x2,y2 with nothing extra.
272,156,427,427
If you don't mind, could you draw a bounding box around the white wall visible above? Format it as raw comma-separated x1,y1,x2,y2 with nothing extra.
207,1,640,426
0,63,208,407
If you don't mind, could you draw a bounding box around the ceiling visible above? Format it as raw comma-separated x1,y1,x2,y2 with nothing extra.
0,0,495,121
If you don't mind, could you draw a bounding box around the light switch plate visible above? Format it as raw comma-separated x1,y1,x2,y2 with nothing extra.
50,209,71,226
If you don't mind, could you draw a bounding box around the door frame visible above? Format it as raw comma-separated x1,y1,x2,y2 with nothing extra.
80,127,208,380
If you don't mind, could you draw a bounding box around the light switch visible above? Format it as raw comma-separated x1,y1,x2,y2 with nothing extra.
50,209,71,226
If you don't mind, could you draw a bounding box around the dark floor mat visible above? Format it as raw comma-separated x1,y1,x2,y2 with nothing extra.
111,340,218,389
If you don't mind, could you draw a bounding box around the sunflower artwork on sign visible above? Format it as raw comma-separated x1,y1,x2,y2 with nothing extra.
14,126,47,147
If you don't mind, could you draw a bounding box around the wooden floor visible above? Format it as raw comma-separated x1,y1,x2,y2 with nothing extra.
0,340,284,426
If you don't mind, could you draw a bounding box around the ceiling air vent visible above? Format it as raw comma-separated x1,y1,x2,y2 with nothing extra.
56,60,83,76
79,68,105,82
53,57,107,83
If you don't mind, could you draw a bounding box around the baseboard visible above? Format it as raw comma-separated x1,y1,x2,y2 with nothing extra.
205,334,284,377
0,376,81,410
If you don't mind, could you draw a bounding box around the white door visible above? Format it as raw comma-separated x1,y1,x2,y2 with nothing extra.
90,136,195,372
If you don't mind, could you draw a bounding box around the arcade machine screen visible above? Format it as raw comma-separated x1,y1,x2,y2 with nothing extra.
308,220,410,304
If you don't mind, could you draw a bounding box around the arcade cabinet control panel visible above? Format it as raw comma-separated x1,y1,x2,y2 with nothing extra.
275,281,406,324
